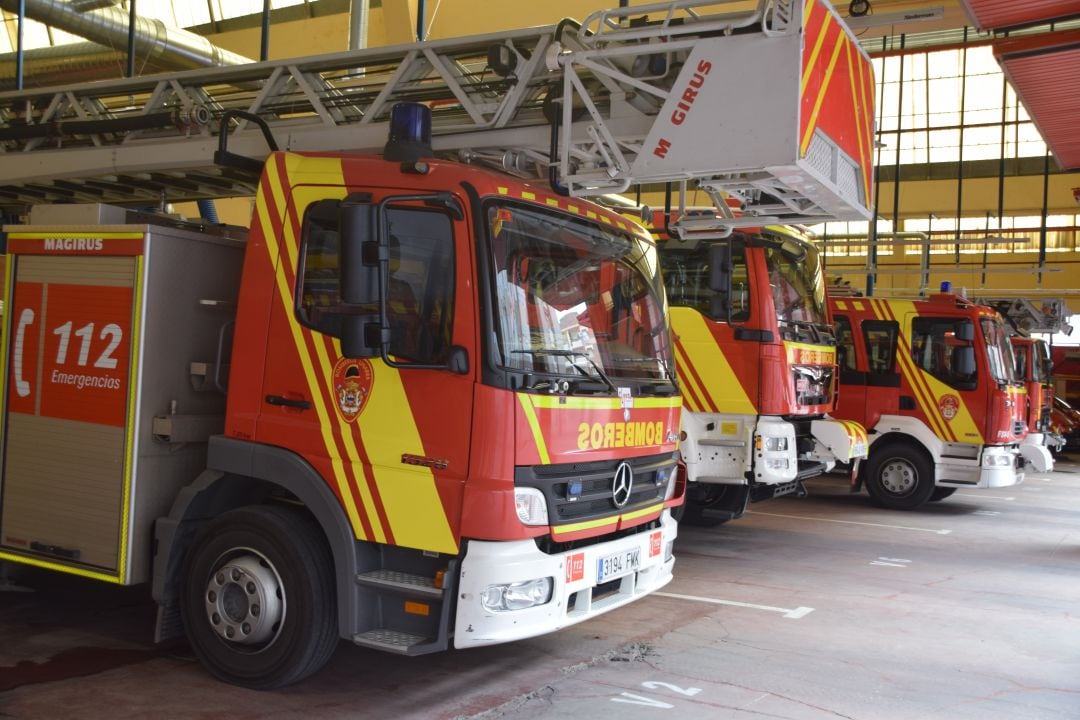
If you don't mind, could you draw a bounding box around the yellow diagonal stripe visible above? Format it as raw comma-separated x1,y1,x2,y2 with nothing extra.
801,33,847,155
800,8,833,95
519,395,552,465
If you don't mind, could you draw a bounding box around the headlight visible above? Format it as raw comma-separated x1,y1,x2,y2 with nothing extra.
983,453,1012,467
514,487,549,526
481,577,553,612
764,436,788,452
767,458,790,470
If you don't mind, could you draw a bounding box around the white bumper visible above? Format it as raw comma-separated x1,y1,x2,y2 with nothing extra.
939,445,1024,488
454,512,677,649
810,417,868,463
1019,433,1054,473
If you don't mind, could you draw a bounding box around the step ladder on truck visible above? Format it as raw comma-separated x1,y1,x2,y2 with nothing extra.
0,0,873,688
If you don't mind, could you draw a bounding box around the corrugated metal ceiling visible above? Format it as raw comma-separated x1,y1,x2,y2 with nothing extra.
994,30,1080,170
961,0,1080,31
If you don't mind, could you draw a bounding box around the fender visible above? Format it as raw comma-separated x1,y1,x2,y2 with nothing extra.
867,415,948,465
152,436,362,641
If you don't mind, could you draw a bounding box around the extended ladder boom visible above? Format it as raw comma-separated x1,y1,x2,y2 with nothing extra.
0,0,875,226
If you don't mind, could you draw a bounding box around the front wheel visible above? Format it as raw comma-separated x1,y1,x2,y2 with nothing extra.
180,505,338,689
864,443,936,510
929,487,957,502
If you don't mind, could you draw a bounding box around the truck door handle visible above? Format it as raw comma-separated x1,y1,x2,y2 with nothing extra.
265,394,312,410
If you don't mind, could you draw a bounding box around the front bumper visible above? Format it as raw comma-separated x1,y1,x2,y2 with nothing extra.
1019,433,1054,473
454,512,676,648
810,417,868,463
939,445,1024,488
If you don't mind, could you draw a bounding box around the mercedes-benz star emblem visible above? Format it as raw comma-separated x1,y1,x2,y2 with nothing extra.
612,462,634,508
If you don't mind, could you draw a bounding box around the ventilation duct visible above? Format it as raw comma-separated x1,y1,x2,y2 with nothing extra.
0,41,172,90
0,0,252,73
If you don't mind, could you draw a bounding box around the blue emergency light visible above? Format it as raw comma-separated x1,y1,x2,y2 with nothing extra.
384,102,433,163
940,281,952,293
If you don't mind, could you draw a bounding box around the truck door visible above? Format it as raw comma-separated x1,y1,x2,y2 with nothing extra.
906,315,983,444
861,319,900,427
833,315,867,425
257,192,473,556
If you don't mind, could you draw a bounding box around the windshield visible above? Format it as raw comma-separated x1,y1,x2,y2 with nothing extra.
981,317,1016,384
1034,340,1052,383
487,202,674,389
763,235,828,327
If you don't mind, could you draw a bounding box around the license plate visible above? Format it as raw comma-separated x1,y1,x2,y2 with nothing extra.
597,548,641,583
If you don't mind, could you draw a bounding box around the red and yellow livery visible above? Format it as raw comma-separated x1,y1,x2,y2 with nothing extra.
832,292,1034,510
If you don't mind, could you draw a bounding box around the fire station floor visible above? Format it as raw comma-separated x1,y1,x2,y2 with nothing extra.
3,458,1080,720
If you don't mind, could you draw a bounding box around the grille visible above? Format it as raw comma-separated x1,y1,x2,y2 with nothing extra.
516,452,676,525
792,366,835,406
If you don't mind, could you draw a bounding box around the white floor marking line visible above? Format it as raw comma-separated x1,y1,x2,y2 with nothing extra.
974,510,1001,516
746,511,952,535
870,556,911,567
956,494,1015,501
653,591,814,619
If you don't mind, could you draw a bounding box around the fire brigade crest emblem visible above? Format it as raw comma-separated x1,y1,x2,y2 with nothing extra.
332,358,373,423
939,394,960,422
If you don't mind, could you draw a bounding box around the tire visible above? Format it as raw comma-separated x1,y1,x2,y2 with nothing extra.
929,487,957,502
180,505,338,689
863,442,936,510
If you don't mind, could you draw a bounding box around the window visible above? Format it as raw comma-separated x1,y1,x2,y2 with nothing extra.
659,240,750,322
296,199,455,364
1013,344,1028,382
863,320,899,375
911,316,976,390
835,316,857,371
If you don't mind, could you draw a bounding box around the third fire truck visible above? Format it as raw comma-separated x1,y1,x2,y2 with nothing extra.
1011,336,1064,456
830,289,1036,510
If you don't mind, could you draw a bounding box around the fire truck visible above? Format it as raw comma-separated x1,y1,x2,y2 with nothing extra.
654,217,868,523
1011,336,1064,456
830,289,1036,510
0,0,872,687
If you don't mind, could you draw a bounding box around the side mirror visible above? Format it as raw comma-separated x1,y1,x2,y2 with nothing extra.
708,243,731,319
341,314,383,359
955,346,976,377
447,345,470,375
340,202,380,305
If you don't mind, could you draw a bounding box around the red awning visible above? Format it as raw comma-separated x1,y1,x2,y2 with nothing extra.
962,0,1080,31
994,30,1080,170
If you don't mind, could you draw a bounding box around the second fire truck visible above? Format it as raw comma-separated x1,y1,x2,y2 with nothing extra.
658,220,868,522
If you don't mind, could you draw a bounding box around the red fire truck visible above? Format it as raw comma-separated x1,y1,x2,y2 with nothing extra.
830,290,1033,510
657,220,867,522
1011,336,1063,456
0,0,873,687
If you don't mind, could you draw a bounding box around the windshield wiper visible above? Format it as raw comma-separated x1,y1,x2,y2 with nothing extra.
611,354,679,385
778,318,822,343
511,349,618,394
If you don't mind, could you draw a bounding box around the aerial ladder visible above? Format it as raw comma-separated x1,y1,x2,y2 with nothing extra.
0,0,874,229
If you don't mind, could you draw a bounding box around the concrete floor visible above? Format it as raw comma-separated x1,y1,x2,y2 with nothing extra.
2,458,1079,719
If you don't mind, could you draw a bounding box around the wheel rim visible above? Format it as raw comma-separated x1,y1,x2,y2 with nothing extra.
879,457,918,497
204,548,286,651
